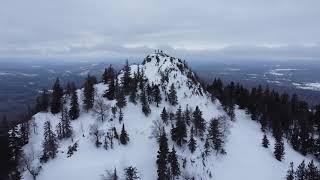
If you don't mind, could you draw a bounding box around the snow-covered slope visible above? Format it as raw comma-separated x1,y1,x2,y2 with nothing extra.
21,53,316,180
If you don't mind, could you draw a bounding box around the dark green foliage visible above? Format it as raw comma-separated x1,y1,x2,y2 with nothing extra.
122,60,132,95
171,106,187,146
157,130,169,180
168,84,178,106
262,134,269,148
36,89,49,112
50,78,63,114
153,85,162,107
274,136,285,161
295,160,306,180
141,91,151,116
188,127,196,153
306,160,319,180
208,118,224,154
193,106,206,137
169,146,180,178
102,65,115,84
57,107,73,139
118,109,123,123
116,85,127,109
206,79,320,158
286,162,294,180
160,107,168,125
7,125,22,179
83,75,96,111
69,87,80,120
104,78,116,100
120,124,129,145
124,166,140,180
41,121,59,163
67,142,78,158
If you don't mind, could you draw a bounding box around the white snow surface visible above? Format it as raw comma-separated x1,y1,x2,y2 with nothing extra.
22,53,317,180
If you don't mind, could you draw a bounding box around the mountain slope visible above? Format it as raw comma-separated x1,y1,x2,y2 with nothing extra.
21,53,316,180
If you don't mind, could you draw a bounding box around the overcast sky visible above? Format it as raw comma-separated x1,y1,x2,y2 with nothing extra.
0,0,319,61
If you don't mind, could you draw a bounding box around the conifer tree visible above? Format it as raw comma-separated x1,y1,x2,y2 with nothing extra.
19,120,29,146
129,85,137,104
161,107,168,125
262,134,269,148
36,88,49,112
184,106,191,126
168,84,178,106
118,108,123,123
69,88,79,120
102,65,115,84
188,127,197,153
204,137,210,156
169,146,180,178
8,125,22,178
274,136,285,161
83,75,95,111
286,162,295,180
57,107,73,139
51,78,63,114
104,78,116,100
306,160,319,180
122,60,132,95
153,85,162,107
120,124,129,145
193,106,206,136
141,90,151,116
171,106,187,146
295,160,306,180
116,86,127,109
124,166,140,180
208,118,224,154
157,130,169,180
41,121,59,162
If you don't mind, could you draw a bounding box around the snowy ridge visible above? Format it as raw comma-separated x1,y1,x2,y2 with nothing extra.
21,53,317,180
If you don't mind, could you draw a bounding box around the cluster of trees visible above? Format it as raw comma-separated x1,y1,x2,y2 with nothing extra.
286,160,319,180
90,123,130,150
207,78,320,160
102,166,140,180
0,112,33,179
156,131,181,180
102,62,178,117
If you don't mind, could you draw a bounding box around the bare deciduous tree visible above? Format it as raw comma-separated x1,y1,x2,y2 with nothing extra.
21,151,42,180
90,123,104,147
93,96,111,122
150,119,165,142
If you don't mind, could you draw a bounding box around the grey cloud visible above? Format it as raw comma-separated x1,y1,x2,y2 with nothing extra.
0,0,319,60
